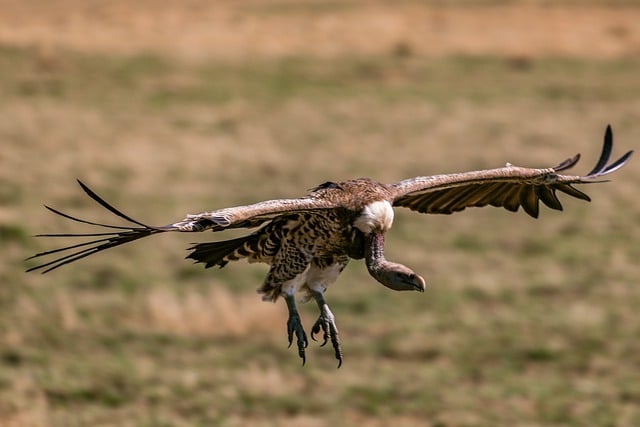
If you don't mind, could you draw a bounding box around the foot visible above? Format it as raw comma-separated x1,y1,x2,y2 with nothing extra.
310,292,343,368
284,294,308,365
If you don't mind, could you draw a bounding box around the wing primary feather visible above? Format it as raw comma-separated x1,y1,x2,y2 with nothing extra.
535,186,563,211
26,229,156,273
26,236,117,260
29,246,120,274
519,186,539,218
76,179,156,229
487,183,524,208
444,184,486,209
34,232,130,237
555,184,591,201
553,153,581,172
43,205,137,231
501,185,523,212
407,193,437,213
26,244,111,273
587,125,613,176
411,193,439,213
600,150,634,175
469,182,509,207
26,181,171,273
424,184,481,213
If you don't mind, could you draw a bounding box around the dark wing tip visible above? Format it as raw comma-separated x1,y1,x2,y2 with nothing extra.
584,125,633,177
557,126,632,178
25,228,160,274
586,125,614,176
553,153,581,172
26,180,166,273
602,149,634,175
76,179,158,229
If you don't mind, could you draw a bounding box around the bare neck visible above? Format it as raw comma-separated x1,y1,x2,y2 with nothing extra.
365,232,388,274
364,232,425,292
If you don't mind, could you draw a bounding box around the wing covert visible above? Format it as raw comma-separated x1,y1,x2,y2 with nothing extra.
170,197,338,232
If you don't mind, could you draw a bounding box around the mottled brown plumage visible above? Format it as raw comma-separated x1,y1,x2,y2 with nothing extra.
26,126,633,366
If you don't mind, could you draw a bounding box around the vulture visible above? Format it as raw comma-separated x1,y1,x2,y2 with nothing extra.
26,126,633,367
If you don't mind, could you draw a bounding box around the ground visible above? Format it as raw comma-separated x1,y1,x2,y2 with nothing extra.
1,1,640,426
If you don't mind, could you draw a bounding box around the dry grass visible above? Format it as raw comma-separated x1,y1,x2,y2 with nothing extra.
1,1,640,60
1,1,640,426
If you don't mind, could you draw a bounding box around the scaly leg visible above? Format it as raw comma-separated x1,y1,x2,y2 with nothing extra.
310,291,343,368
284,293,308,365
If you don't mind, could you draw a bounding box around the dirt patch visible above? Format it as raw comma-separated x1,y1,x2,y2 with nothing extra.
0,1,639,60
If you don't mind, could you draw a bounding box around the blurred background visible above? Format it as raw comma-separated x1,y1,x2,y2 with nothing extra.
2,1,640,426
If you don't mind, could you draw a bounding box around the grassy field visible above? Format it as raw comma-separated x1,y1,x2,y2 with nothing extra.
2,2,640,426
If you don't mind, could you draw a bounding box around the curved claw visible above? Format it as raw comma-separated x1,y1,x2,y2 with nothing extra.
310,319,329,346
312,303,343,368
284,294,309,365
286,311,308,365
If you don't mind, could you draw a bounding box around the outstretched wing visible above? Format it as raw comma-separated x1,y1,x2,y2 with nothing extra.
391,126,633,218
26,180,337,273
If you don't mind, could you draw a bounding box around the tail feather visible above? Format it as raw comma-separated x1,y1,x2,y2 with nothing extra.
186,234,259,269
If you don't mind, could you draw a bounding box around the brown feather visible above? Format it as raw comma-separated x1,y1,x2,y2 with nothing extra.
519,186,540,218
535,186,563,211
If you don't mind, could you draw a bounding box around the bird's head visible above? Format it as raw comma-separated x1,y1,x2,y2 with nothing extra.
372,260,426,292
364,231,426,292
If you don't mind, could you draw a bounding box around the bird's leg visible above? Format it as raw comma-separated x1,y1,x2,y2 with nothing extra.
310,290,343,368
284,293,308,365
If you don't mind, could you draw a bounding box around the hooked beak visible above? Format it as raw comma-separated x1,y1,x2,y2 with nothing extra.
408,274,426,292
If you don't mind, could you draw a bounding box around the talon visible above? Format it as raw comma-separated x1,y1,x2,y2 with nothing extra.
287,319,307,362
287,323,294,348
311,318,329,346
331,330,343,368
285,295,308,364
311,293,344,366
310,323,320,342
324,313,342,366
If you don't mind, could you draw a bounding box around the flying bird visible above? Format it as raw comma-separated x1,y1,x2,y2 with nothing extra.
26,126,633,367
